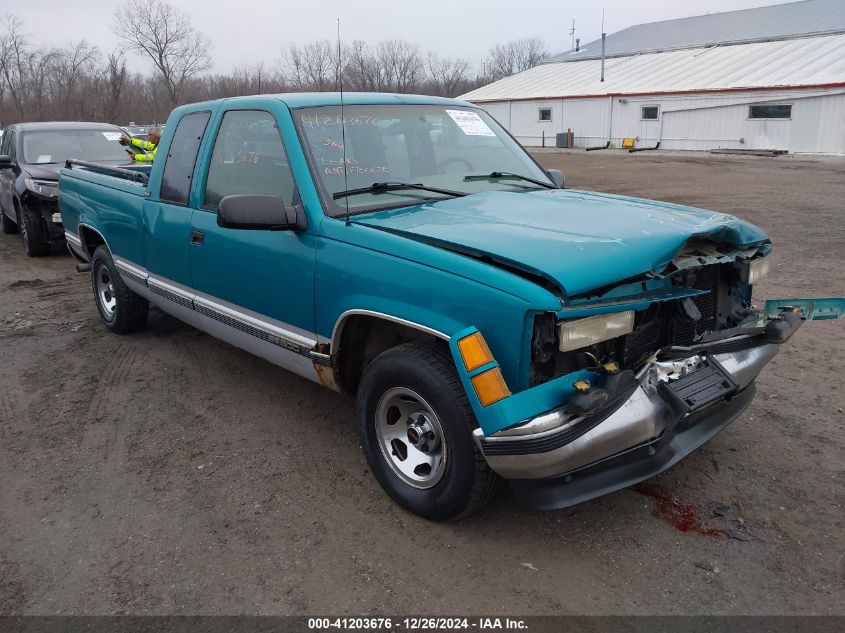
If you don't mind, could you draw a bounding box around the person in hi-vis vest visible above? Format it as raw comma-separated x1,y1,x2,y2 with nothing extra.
119,128,161,162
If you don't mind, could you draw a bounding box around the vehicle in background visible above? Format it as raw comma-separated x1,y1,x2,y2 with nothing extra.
57,94,843,520
0,122,127,256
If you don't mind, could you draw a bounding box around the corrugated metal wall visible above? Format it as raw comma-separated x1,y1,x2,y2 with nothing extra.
478,89,845,154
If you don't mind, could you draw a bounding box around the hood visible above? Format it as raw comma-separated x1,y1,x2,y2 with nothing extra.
353,189,770,297
22,163,62,180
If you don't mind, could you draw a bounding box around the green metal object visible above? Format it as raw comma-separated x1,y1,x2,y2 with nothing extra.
764,298,845,320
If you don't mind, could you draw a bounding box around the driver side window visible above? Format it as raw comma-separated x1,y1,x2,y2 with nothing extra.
204,110,296,211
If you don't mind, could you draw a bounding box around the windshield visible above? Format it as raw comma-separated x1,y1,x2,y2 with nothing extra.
294,104,553,216
21,129,127,165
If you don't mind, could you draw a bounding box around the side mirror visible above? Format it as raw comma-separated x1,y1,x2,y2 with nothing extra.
546,169,565,189
217,194,306,231
0,154,13,169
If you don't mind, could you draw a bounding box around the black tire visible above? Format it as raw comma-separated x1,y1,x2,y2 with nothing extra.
91,245,149,334
0,204,18,234
357,342,501,521
18,202,49,256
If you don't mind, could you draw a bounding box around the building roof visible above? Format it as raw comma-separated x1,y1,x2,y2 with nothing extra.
550,0,845,62
460,32,845,102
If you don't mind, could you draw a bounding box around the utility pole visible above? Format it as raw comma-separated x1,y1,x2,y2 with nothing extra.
569,19,576,51
600,9,606,82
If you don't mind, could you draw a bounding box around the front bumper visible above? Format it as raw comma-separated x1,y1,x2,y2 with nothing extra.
22,195,64,243
473,340,783,510
508,384,757,511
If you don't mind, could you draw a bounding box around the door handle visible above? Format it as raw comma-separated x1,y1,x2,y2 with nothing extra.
190,229,204,246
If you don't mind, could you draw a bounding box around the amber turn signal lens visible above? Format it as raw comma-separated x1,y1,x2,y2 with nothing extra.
471,367,511,407
457,331,494,372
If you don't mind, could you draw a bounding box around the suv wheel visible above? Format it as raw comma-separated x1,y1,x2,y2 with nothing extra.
18,203,49,256
91,245,149,333
357,342,501,521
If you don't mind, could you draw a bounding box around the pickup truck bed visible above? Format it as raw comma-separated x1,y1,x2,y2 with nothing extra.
62,164,149,268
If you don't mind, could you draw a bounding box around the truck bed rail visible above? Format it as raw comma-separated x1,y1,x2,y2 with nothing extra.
64,159,149,185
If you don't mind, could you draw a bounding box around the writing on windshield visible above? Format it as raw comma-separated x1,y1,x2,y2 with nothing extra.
295,104,551,216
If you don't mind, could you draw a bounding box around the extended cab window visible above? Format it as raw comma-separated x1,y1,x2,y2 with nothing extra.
204,110,295,210
160,111,211,205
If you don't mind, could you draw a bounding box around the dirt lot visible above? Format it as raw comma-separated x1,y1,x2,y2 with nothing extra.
1,151,843,615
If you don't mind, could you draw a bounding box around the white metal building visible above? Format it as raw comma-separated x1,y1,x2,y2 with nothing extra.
461,0,845,154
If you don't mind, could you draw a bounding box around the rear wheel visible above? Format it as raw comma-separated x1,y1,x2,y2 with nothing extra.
0,204,18,234
356,342,501,521
91,245,149,333
18,203,49,256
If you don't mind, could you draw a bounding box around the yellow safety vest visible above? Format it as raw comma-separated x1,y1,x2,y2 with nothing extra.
129,137,158,162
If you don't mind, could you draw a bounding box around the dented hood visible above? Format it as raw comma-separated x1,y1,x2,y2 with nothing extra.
353,188,770,297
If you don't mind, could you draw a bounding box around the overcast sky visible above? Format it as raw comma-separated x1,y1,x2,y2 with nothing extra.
10,0,797,73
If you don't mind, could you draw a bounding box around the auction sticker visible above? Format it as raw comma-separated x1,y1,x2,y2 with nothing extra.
446,110,495,136
102,131,123,141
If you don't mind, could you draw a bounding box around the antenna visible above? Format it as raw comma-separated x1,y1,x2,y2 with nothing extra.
337,18,351,226
569,19,575,51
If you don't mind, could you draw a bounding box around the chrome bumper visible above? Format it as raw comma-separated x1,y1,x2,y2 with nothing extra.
474,342,780,482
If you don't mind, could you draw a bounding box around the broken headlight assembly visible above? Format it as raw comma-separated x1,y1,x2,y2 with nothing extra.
24,178,59,199
741,256,770,285
558,310,635,352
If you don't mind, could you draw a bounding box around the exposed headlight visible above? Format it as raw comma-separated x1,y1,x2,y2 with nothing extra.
24,178,59,199
558,310,635,352
744,256,770,285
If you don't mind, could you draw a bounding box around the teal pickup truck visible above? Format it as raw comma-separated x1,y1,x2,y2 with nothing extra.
58,93,842,520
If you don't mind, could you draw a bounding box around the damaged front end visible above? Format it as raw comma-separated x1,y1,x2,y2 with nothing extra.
21,180,65,245
530,239,776,388
464,239,843,510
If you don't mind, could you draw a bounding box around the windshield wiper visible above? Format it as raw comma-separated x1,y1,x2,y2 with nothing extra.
463,171,555,189
332,181,467,200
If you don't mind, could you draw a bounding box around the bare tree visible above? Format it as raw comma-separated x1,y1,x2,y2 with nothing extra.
0,14,32,119
112,0,212,107
50,41,100,119
482,38,548,81
376,39,423,93
101,51,128,122
197,62,283,101
0,13,497,125
425,54,470,97
343,40,381,92
280,40,338,91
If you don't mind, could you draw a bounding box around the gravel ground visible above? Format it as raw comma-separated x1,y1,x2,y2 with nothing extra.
0,150,843,615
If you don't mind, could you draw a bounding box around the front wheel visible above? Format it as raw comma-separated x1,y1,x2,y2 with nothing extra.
18,203,49,256
357,342,501,521
91,245,149,333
